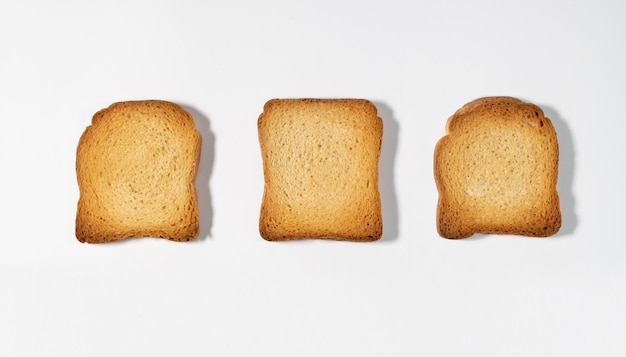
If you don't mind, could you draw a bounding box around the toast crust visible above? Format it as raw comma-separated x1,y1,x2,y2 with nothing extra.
75,100,201,243
434,97,561,239
258,98,383,241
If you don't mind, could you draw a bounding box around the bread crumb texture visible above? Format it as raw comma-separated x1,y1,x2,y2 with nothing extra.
75,100,201,243
258,98,383,241
434,96,561,239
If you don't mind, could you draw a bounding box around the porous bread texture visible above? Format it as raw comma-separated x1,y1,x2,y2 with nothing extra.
258,98,383,241
76,100,201,243
434,96,561,239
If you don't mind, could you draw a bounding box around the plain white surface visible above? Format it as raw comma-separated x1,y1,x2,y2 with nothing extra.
1,0,625,355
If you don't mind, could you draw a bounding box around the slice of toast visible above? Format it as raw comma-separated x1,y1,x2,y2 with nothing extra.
258,98,383,241
75,100,201,243
434,96,561,239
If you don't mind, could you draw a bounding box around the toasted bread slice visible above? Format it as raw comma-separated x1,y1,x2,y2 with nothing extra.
76,100,201,243
258,98,383,241
434,96,561,239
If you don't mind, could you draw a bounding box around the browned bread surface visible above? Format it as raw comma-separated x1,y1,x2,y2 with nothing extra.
434,96,561,239
258,98,383,241
76,100,201,243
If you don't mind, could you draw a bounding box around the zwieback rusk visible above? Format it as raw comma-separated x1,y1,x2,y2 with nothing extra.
75,100,201,243
434,96,561,239
258,98,383,241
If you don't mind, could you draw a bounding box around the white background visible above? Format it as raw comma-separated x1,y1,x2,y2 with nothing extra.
1,0,625,356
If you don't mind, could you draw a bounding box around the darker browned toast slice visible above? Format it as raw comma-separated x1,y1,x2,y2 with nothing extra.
434,96,561,239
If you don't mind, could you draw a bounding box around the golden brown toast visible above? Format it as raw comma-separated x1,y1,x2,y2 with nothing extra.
75,100,201,243
258,98,383,241
434,97,561,239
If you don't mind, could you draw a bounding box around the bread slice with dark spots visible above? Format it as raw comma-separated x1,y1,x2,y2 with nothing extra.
258,98,383,241
75,100,201,243
434,96,561,239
